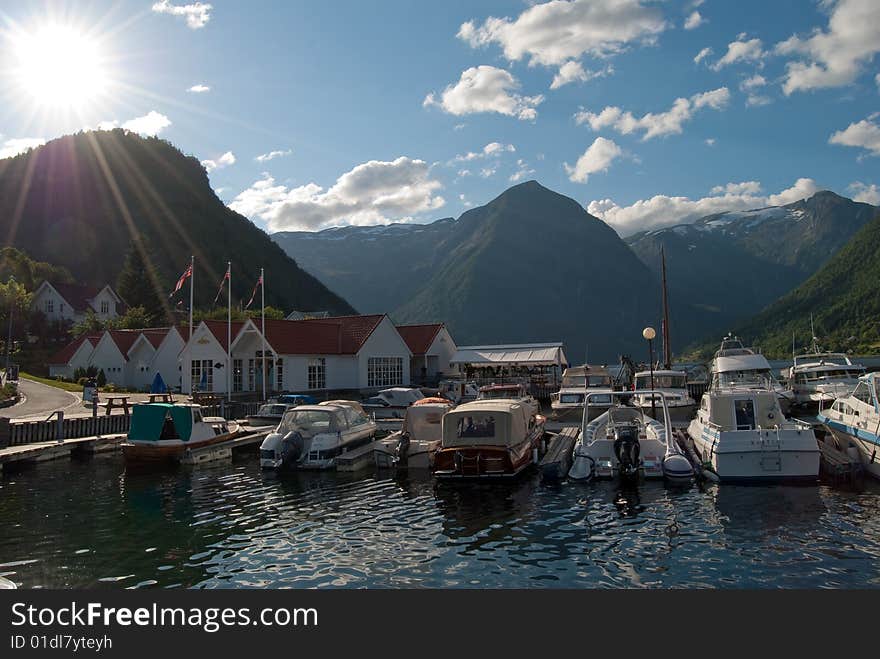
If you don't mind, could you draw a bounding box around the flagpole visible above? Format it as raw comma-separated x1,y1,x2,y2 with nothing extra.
188,255,194,343
227,261,232,403
261,267,266,402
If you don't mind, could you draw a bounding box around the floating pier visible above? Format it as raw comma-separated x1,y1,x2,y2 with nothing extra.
539,426,578,481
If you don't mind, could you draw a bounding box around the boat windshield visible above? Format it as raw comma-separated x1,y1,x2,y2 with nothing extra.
278,409,335,435
635,374,686,389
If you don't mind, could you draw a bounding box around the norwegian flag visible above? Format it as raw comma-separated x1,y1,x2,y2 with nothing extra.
169,262,192,298
244,273,263,310
213,265,231,305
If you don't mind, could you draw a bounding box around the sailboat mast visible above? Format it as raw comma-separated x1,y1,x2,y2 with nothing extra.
660,246,671,369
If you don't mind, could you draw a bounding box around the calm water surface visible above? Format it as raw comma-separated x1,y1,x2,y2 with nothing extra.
1,452,879,589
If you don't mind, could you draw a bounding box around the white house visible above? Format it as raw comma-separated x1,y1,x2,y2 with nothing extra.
396,323,458,384
31,282,125,324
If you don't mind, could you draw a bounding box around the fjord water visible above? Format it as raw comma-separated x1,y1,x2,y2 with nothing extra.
2,453,879,589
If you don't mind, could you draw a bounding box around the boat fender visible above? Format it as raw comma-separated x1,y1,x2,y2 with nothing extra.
280,431,304,467
396,432,411,467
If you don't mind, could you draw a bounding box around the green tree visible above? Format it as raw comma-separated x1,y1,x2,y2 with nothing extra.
116,244,167,324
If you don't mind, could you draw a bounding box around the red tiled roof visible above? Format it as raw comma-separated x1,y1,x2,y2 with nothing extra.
303,314,385,353
48,333,101,365
396,323,443,356
203,320,248,351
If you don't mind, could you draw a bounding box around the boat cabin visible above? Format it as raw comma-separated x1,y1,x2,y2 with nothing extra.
441,400,529,449
700,390,782,431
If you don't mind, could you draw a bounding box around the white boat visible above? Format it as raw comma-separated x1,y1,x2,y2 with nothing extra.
550,365,614,422
568,391,693,482
259,403,377,470
375,398,453,469
631,369,696,424
787,343,865,409
476,383,540,418
711,335,794,414
362,387,425,419
817,373,880,480
687,374,819,482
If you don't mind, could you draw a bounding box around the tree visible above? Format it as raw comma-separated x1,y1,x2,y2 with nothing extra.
116,244,168,324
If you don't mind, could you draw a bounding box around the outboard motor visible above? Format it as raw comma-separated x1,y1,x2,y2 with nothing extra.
613,424,641,480
395,432,411,468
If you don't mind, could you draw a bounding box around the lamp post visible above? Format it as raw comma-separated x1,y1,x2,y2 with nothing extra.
642,326,656,419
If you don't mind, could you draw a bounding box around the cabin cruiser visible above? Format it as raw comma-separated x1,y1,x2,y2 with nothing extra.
362,387,425,419
550,365,614,422
433,400,545,479
246,403,292,427
787,344,865,410
568,392,693,482
818,373,880,480
375,398,453,469
687,375,819,481
711,335,794,415
476,383,540,418
123,403,241,463
259,403,377,470
631,369,696,424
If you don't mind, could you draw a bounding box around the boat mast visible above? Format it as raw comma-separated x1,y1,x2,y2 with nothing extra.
660,246,671,369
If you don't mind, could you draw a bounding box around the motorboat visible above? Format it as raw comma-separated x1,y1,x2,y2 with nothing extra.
375,398,453,469
122,403,242,463
362,387,425,419
632,369,696,424
246,402,292,427
686,374,819,481
568,391,693,482
818,373,880,480
787,343,865,410
259,403,377,470
711,335,794,415
550,364,614,422
476,383,540,418
433,400,545,479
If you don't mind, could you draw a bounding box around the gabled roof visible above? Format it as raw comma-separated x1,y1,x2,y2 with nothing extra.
303,314,386,353
48,333,101,365
396,323,443,356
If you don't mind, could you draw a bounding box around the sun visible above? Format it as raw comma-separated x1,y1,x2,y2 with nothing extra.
12,24,109,110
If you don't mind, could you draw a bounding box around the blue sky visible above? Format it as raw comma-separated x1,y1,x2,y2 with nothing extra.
0,0,878,236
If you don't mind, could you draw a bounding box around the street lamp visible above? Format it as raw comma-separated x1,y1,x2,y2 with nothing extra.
642,326,656,418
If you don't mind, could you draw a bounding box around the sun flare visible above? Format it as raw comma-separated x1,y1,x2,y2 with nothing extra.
12,24,109,110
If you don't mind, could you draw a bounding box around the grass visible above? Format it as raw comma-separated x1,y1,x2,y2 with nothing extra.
19,372,84,393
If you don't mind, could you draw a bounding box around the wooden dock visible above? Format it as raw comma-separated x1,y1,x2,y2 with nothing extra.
0,434,125,471
539,426,578,481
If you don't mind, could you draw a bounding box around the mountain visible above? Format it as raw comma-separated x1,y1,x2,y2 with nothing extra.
717,208,880,358
626,191,877,347
277,181,660,360
0,130,354,317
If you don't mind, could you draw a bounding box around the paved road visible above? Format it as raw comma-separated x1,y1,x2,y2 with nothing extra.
4,378,84,421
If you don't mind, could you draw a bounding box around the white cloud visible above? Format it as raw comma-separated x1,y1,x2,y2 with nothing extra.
848,181,880,205
588,178,821,235
457,0,667,67
120,111,171,136
565,137,623,183
712,37,765,70
424,66,543,121
0,137,45,159
684,11,705,30
829,115,880,156
229,157,445,231
201,151,236,172
776,0,880,95
255,149,292,163
151,1,212,29
574,87,730,140
453,142,516,162
187,84,210,93
694,47,713,64
550,62,613,90
509,159,536,182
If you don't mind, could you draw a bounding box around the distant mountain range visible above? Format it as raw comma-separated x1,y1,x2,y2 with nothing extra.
0,130,354,317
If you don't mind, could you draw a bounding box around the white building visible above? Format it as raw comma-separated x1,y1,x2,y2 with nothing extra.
396,323,458,385
31,282,125,324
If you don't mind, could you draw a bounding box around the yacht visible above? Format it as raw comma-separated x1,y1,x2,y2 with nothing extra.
631,369,696,424
711,335,794,414
568,391,693,482
550,364,614,422
817,373,880,480
787,342,865,410
686,372,819,481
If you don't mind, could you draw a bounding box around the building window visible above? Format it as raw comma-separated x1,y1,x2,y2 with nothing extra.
308,358,326,390
233,359,243,392
368,357,403,388
247,358,255,391
191,359,213,392
276,358,283,391
45,299,54,314
100,301,110,314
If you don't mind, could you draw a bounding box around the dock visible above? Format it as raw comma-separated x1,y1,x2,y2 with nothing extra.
539,426,578,481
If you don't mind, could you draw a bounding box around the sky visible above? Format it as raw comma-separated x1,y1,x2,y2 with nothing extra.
0,0,878,237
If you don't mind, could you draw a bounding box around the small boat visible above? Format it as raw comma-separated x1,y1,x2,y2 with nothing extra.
711,335,794,414
362,387,425,419
259,403,377,470
433,400,545,479
476,383,540,418
246,403,292,427
787,341,865,410
122,403,242,463
818,373,880,480
375,398,453,469
568,391,693,482
632,369,697,424
550,364,614,422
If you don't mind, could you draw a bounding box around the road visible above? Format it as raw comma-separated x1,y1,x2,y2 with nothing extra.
4,378,84,421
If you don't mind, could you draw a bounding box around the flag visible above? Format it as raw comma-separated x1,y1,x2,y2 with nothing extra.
244,273,263,310
169,262,192,298
212,265,230,305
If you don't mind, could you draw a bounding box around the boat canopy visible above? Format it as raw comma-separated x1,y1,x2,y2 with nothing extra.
441,401,527,448
128,403,193,442
451,343,568,367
